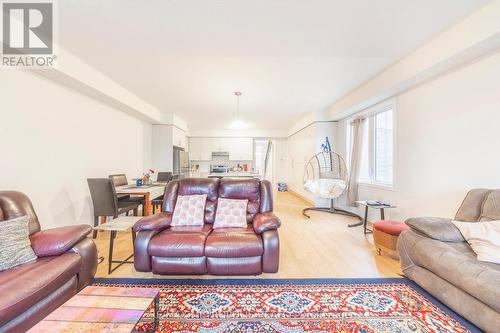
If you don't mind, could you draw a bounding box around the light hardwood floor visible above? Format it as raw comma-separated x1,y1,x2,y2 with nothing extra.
94,191,401,279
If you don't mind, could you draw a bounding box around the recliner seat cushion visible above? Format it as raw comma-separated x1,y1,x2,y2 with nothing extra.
148,224,212,257
205,225,263,258
0,253,80,325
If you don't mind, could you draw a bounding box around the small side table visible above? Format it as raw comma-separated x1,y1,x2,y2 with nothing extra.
354,201,397,234
95,216,141,274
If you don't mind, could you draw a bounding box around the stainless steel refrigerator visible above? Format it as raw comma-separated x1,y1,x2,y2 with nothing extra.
173,147,189,179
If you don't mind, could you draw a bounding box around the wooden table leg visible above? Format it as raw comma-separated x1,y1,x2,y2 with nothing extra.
131,228,136,247
144,193,151,216
381,208,386,220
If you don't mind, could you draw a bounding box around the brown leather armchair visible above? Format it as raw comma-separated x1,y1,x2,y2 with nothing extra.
134,178,281,275
0,191,98,332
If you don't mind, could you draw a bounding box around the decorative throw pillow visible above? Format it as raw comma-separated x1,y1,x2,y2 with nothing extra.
406,217,464,242
213,198,248,229
171,194,207,226
0,215,37,271
452,220,500,264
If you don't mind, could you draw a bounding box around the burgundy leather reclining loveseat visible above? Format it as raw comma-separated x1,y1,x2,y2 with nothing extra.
0,191,98,332
133,178,281,275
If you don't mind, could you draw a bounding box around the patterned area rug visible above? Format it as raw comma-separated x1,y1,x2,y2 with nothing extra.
93,278,479,333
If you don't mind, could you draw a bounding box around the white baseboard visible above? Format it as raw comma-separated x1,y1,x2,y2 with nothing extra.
287,189,315,205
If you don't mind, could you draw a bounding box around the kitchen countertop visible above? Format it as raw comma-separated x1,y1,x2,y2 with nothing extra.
211,172,262,178
190,171,263,179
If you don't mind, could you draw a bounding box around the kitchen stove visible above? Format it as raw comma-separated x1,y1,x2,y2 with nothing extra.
210,165,229,173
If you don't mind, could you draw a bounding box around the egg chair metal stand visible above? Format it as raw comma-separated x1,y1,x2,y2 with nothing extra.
302,150,362,224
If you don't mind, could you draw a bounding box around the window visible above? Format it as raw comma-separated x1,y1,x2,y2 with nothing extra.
346,104,394,187
374,109,393,183
358,123,370,181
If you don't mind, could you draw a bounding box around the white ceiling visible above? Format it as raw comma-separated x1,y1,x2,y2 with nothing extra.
56,0,489,132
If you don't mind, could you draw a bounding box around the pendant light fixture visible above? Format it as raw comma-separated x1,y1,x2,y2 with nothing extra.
230,91,245,129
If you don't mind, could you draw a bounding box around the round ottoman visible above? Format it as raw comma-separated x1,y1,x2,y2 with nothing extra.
373,220,410,258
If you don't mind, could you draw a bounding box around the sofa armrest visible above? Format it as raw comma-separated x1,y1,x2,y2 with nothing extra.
67,238,98,290
253,212,281,234
262,229,279,273
134,230,159,272
405,217,465,242
30,225,92,257
133,212,172,232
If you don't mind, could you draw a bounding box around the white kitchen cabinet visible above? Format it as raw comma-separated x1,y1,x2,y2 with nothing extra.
172,126,187,150
189,137,253,161
229,138,253,161
189,137,211,161
189,137,213,161
189,138,202,160
200,138,214,160
210,138,231,152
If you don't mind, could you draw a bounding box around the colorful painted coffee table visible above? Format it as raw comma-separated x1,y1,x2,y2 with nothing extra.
28,286,159,333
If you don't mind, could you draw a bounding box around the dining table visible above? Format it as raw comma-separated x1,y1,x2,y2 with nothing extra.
115,183,166,216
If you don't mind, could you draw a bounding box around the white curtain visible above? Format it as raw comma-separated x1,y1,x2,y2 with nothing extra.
347,118,366,206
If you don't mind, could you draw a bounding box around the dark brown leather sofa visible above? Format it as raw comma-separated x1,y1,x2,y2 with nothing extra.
0,191,98,332
134,178,281,275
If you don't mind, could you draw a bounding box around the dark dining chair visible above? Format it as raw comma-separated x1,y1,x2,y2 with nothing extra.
150,172,173,214
109,174,131,201
109,173,146,210
109,174,128,187
87,178,141,238
151,185,167,214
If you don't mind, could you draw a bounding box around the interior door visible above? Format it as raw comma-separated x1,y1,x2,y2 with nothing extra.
254,139,274,183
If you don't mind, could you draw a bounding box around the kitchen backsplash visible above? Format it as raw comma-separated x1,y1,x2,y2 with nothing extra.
190,156,254,173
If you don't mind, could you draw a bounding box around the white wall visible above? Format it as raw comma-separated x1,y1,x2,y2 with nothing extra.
274,138,288,184
188,128,288,138
287,124,316,202
336,50,500,221
287,122,337,204
152,125,174,172
326,0,500,121
0,70,152,229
